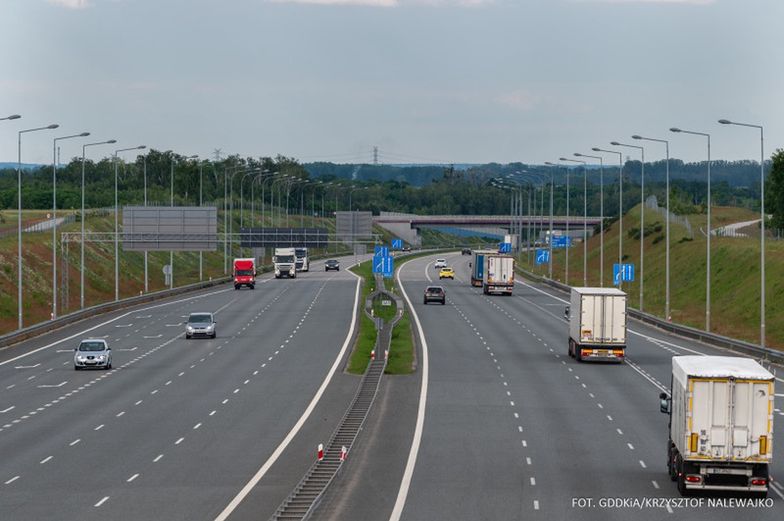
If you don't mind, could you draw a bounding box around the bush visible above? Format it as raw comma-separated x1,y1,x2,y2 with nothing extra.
678,237,693,244
652,234,664,244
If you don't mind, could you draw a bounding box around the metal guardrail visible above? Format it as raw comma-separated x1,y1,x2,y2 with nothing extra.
516,266,784,366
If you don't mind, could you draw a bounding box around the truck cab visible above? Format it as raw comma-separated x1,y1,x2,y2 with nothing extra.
273,248,297,279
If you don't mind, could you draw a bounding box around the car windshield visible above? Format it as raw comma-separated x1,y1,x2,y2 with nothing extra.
276,255,295,263
235,269,253,276
79,342,106,352
189,314,212,323
295,249,307,256
426,287,443,294
327,260,338,264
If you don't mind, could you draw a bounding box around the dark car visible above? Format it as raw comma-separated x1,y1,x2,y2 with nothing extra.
423,286,446,305
461,248,472,255
325,259,340,271
402,246,412,252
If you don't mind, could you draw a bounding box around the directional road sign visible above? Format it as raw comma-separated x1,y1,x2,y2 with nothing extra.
551,236,572,249
498,242,512,253
613,263,635,285
535,249,550,265
392,238,403,250
372,254,394,278
374,245,389,257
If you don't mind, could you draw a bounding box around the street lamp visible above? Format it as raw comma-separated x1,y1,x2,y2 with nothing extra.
718,118,766,348
114,145,146,301
612,140,645,310
575,152,605,286
546,162,569,283
80,139,116,309
17,123,59,330
560,157,588,286
170,154,198,288
593,147,624,287
52,131,90,318
2,114,21,121
633,134,670,320
670,127,711,330
513,172,552,278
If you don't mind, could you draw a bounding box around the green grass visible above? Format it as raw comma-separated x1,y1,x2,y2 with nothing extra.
386,310,414,374
520,204,784,349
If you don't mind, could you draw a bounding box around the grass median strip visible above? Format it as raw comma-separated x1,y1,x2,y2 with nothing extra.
348,250,451,375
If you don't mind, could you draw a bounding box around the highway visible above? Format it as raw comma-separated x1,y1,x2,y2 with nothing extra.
2,251,782,520
0,257,365,521
316,252,783,521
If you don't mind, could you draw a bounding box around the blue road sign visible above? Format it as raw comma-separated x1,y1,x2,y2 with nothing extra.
373,254,394,277
535,249,550,265
499,242,512,253
613,263,635,285
374,245,389,257
392,238,403,250
552,236,572,249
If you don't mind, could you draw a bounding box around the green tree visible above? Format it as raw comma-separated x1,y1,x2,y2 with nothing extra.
767,149,784,230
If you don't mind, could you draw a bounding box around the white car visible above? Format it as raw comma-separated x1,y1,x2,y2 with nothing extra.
434,259,447,269
74,338,112,370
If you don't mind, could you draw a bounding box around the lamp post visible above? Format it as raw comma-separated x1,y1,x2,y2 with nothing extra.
51,131,90,318
718,119,766,348
199,159,205,281
575,153,605,286
516,172,552,278
80,139,116,309
633,134,670,320
611,141,645,310
18,123,59,329
169,154,198,289
142,150,149,292
670,128,711,330
114,145,146,301
1,114,21,122
560,157,588,286
593,147,624,287
546,162,569,283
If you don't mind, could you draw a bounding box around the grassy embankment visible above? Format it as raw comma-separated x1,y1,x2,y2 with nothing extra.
0,208,352,335
521,203,784,348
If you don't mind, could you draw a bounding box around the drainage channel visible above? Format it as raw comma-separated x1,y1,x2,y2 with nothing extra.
270,274,401,521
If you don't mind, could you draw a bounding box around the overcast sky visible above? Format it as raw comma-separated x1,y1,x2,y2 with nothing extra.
2,0,781,166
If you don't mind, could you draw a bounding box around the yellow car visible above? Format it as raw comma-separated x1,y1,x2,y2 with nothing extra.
439,267,455,280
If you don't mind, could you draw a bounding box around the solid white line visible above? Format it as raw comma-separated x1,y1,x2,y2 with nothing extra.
0,287,232,364
213,260,364,521
94,496,109,507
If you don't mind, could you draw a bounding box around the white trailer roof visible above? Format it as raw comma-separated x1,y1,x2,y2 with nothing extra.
672,356,774,387
571,287,627,296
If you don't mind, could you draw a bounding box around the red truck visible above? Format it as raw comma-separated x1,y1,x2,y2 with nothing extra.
233,258,256,290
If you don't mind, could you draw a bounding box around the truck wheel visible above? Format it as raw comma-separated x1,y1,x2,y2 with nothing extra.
234,285,239,290
667,443,678,481
423,299,428,305
568,339,573,358
575,347,582,362
676,457,690,496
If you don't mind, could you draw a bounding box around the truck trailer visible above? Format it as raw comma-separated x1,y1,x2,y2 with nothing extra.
567,287,627,362
470,249,496,287
295,247,309,272
233,258,256,290
659,356,775,496
482,255,514,295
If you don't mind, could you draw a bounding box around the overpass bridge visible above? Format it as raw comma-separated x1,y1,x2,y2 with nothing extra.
373,212,603,246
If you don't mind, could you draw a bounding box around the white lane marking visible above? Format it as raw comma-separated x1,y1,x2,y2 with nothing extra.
627,443,635,450
153,454,163,462
37,381,67,388
0,288,232,364
135,400,143,406
522,440,528,447
213,260,364,521
209,410,216,416
136,315,151,319
639,460,647,468
15,364,41,369
526,457,532,465
116,411,125,417
127,473,139,483
94,496,109,507
617,428,624,435
143,335,163,339
193,423,202,430
530,477,536,486
95,424,104,431
533,500,540,510
626,359,669,394
652,480,660,489
114,324,133,328
0,406,15,414
5,476,20,485
70,439,80,446
118,347,138,352
175,437,184,445
40,456,53,464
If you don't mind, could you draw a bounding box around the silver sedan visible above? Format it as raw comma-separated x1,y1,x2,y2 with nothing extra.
74,339,112,370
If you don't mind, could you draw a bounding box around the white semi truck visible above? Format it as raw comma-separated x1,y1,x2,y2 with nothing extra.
567,287,627,362
295,247,309,272
482,255,514,296
273,247,297,279
659,356,775,496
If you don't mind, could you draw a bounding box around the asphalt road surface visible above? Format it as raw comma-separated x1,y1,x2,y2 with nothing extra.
0,257,365,521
